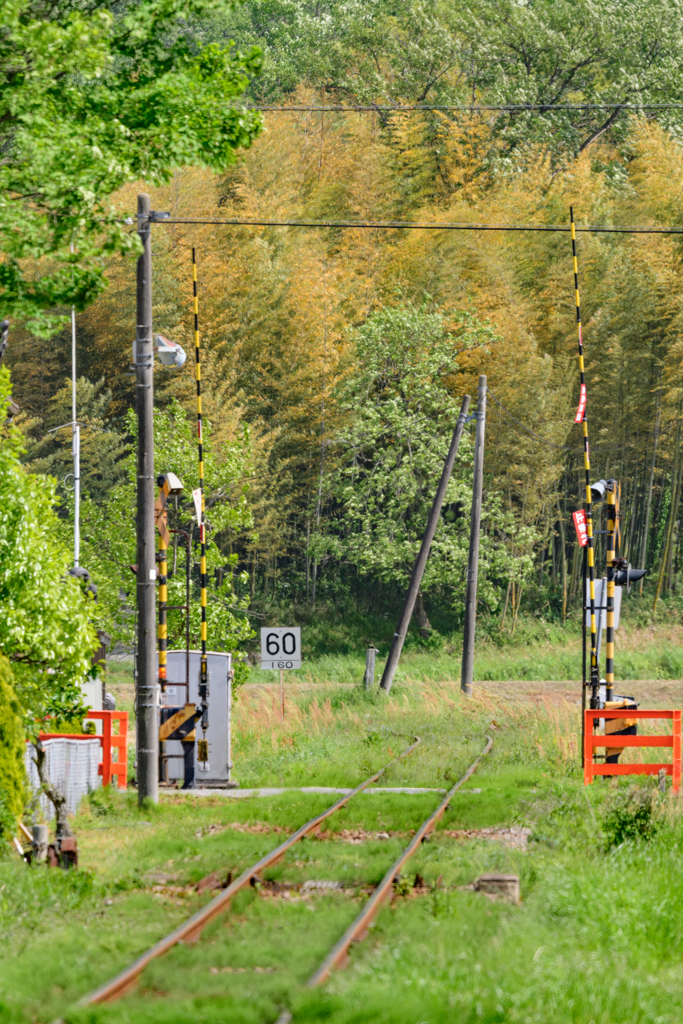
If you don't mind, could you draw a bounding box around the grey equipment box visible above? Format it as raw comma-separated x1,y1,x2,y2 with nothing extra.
160,650,235,787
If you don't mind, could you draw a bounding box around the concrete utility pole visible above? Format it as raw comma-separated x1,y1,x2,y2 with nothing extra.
380,395,471,694
461,375,487,696
135,193,158,804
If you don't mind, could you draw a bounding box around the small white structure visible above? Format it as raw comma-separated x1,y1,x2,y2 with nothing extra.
160,650,234,786
25,737,101,818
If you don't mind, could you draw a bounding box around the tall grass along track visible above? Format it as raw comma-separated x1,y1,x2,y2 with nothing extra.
307,733,494,986
77,736,421,1006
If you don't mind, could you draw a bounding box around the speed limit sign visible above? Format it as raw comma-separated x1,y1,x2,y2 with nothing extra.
260,627,302,670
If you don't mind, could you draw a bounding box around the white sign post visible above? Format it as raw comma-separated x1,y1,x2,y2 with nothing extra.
261,627,302,723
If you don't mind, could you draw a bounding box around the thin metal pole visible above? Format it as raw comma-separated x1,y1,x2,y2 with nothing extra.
581,543,587,765
70,243,80,568
157,484,168,785
136,193,158,805
185,534,190,700
461,377,487,696
280,667,284,724
379,395,471,693
227,664,233,784
605,483,617,701
192,249,209,734
571,207,599,708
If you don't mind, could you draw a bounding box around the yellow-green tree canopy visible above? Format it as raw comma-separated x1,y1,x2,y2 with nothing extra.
0,655,26,849
0,368,97,728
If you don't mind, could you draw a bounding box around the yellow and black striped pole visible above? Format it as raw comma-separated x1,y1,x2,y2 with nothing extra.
605,481,619,702
571,207,600,708
156,472,183,784
156,480,172,689
192,249,209,737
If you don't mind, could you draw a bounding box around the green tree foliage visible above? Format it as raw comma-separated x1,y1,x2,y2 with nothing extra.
214,0,683,156
325,306,532,611
0,0,262,334
14,3,683,633
459,0,683,154
23,376,127,503
0,655,26,851
0,368,97,726
78,400,255,680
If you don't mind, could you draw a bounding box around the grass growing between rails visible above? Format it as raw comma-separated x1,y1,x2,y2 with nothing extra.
4,681,683,1023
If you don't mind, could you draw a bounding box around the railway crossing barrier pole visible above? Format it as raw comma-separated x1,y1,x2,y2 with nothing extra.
135,193,158,806
461,376,487,696
379,395,471,694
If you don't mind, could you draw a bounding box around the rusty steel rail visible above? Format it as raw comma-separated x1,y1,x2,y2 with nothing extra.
78,736,421,1006
307,734,493,987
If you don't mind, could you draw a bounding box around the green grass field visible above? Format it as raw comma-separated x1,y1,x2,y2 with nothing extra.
3,678,683,1024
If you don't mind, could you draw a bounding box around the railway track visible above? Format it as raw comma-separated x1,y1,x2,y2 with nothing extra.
76,733,492,1012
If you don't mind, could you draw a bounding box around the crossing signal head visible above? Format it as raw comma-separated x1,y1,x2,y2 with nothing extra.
590,478,608,501
157,472,183,496
613,564,646,589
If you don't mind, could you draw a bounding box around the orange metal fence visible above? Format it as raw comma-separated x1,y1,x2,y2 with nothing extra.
584,708,681,792
39,710,128,790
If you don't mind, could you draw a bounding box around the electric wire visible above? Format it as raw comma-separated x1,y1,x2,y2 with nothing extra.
486,390,641,454
246,103,683,112
487,390,578,452
151,217,683,234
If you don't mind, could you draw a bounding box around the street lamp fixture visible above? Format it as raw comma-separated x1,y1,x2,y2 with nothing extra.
154,334,186,368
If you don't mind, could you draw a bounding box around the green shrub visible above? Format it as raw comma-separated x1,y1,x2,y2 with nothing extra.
0,656,26,851
602,783,660,849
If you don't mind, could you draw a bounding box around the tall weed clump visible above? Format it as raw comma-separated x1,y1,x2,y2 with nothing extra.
602,782,661,849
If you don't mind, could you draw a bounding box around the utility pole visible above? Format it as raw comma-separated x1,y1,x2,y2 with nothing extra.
461,375,487,696
135,193,158,805
380,395,471,694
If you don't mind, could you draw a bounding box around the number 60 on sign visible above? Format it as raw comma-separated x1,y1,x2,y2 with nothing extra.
260,627,302,670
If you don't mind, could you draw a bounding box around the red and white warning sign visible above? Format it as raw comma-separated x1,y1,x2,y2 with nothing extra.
572,509,588,547
574,383,587,424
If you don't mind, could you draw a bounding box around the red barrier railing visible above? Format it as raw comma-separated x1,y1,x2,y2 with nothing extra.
584,708,681,793
40,711,129,790
86,711,128,788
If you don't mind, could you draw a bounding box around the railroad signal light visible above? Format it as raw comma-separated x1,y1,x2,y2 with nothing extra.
589,478,607,501
156,472,184,497
613,565,647,589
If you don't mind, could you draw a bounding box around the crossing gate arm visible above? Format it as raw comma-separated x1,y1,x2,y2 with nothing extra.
584,709,681,791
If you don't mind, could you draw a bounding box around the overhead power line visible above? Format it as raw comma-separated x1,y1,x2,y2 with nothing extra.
488,389,640,454
154,217,683,234
246,103,683,112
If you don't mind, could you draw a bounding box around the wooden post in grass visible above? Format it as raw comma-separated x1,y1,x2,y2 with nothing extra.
380,395,471,694
364,646,377,690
